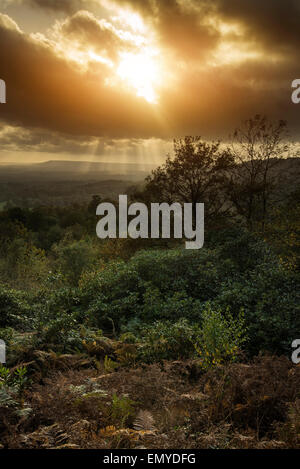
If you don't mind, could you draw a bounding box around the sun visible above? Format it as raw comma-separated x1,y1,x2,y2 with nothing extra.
117,50,160,104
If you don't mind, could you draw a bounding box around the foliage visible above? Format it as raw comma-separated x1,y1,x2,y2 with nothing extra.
226,115,290,230
104,355,119,373
194,305,247,369
0,119,299,449
0,284,30,329
0,364,28,404
53,238,97,286
76,230,299,357
138,319,200,363
139,136,234,223
110,393,136,427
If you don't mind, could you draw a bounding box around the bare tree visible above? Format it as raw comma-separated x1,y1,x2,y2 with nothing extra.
227,115,290,231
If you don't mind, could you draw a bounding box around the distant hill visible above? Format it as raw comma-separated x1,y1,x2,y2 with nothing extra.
0,160,157,208
0,158,298,209
0,160,157,182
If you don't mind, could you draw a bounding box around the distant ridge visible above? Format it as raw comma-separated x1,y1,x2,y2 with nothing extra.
35,160,156,172
0,160,157,183
37,160,155,167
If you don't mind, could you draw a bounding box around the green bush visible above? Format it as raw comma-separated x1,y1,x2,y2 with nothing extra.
194,305,248,369
214,264,300,354
0,223,295,360
77,239,299,357
53,238,96,286
78,249,222,329
0,285,30,329
79,261,142,329
138,319,200,363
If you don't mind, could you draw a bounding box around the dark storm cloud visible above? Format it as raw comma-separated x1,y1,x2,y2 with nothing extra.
159,62,297,138
0,124,170,164
113,0,221,60
114,0,300,57
1,0,300,143
215,0,300,53
0,125,99,154
110,0,300,135
156,1,219,61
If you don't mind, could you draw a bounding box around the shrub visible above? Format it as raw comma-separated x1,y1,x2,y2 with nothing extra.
53,238,96,286
32,311,81,353
71,242,299,356
194,305,248,369
78,249,222,329
110,393,136,427
214,264,300,355
0,364,28,399
0,284,30,329
138,319,200,363
79,261,142,329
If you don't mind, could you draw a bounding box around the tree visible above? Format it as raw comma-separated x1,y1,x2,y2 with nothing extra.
53,238,95,286
227,115,290,231
88,195,102,214
139,136,234,223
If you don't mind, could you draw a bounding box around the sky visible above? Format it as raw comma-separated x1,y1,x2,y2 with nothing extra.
0,0,299,163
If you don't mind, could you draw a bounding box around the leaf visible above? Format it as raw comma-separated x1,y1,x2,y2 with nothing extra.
133,410,156,432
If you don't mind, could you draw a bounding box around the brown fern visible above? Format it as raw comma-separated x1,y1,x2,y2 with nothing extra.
133,410,156,432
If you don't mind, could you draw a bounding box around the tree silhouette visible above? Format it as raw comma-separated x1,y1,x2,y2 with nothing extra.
140,136,234,222
226,115,290,231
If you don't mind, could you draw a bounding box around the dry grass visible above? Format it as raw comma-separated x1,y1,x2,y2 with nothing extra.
1,354,299,449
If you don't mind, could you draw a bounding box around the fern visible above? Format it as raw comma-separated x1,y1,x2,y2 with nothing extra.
133,410,156,432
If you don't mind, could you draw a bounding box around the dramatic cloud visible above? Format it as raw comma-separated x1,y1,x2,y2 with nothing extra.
0,124,171,166
0,125,99,154
0,13,163,138
28,0,102,14
215,0,300,53
56,10,139,60
108,0,220,60
0,0,300,163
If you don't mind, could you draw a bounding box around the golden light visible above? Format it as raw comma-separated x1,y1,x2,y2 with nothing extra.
53,3,162,104
211,42,262,66
117,50,160,103
114,9,146,33
88,50,114,68
100,0,147,33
